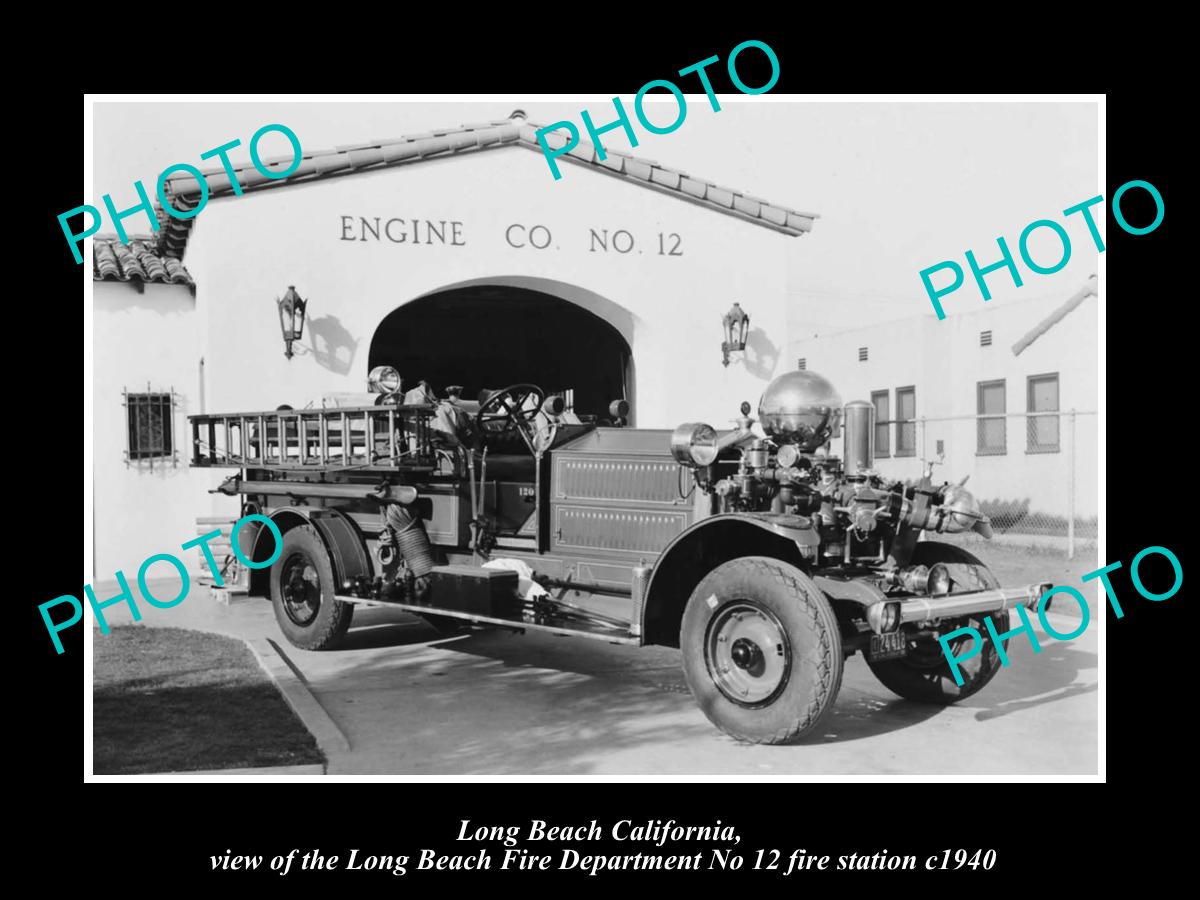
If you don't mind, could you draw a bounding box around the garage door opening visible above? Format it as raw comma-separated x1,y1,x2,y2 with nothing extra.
368,285,632,422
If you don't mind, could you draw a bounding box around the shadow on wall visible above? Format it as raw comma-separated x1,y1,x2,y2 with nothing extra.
741,328,779,380
95,284,195,316
306,315,360,375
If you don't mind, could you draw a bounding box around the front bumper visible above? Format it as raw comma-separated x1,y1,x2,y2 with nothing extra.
897,582,1054,625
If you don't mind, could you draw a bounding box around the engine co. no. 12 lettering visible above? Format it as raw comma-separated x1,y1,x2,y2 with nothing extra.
589,228,683,256
504,223,684,256
338,215,683,256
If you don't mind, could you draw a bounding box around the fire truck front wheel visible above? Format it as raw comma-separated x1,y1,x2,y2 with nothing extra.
680,557,843,744
865,542,1006,703
269,525,354,650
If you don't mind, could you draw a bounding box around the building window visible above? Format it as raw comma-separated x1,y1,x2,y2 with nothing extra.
858,347,869,362
980,330,993,347
895,386,916,457
977,379,1006,455
871,390,890,458
1027,373,1060,453
125,388,176,466
797,358,806,370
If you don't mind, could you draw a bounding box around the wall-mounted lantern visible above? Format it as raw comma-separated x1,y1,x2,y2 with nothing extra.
721,302,750,367
277,285,307,359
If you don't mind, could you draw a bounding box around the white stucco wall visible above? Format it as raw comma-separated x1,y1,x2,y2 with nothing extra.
92,283,219,578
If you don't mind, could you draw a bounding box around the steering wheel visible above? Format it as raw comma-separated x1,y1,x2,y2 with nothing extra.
474,383,545,451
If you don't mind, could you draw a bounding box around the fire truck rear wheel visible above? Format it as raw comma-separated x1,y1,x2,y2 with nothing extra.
865,542,1007,703
269,525,354,650
680,556,843,744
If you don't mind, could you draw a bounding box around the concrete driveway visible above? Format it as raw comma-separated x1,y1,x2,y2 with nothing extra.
96,582,1099,776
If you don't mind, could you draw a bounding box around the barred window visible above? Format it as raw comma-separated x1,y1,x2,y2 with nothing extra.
977,379,1006,455
871,390,890,458
125,389,176,466
797,358,807,370
1027,373,1060,453
895,387,916,457
858,347,869,362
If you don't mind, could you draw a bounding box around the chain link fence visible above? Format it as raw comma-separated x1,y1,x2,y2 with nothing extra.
872,410,1098,558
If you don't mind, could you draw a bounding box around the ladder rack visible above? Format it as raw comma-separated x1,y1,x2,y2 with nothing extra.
188,405,437,471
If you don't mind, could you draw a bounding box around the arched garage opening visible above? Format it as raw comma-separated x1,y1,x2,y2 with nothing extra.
368,284,632,421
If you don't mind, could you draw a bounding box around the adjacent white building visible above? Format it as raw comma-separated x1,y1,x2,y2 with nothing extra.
788,277,1099,530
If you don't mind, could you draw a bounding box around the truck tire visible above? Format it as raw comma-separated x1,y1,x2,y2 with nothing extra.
270,525,354,650
865,542,1007,703
680,556,843,744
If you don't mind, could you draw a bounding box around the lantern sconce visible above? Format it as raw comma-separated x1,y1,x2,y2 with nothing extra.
721,302,750,367
277,285,308,360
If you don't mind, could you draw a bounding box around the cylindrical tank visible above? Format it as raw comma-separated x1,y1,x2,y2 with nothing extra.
842,400,875,476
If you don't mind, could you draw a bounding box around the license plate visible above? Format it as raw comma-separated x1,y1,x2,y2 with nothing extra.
868,630,907,661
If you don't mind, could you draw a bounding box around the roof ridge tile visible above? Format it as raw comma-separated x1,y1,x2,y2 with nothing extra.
154,114,816,262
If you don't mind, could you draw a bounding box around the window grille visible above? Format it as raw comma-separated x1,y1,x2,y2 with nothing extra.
977,379,1007,455
1027,373,1060,453
871,390,890,457
124,385,178,469
895,387,916,456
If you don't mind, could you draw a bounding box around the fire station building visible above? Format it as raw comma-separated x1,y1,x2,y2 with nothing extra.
92,112,817,578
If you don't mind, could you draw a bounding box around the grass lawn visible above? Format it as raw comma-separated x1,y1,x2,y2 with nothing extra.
94,627,325,774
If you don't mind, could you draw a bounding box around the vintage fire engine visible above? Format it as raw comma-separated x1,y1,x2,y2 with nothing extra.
188,369,1051,744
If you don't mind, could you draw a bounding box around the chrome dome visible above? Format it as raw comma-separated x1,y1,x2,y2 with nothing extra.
757,370,843,450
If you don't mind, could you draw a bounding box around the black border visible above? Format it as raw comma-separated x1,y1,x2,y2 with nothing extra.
22,26,1181,881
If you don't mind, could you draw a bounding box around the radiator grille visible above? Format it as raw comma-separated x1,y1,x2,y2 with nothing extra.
556,457,681,504
555,506,686,554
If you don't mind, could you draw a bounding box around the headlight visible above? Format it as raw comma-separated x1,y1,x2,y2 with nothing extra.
895,564,929,594
368,365,401,394
928,563,952,596
670,422,719,466
866,600,901,634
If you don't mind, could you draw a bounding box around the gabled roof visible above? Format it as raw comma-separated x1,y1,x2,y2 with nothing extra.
1011,274,1097,356
93,235,195,292
154,112,818,261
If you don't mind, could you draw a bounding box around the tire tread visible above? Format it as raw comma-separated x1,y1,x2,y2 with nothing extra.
270,525,353,651
682,556,843,745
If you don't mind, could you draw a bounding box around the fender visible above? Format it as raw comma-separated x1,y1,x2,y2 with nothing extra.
640,513,819,644
811,573,887,608
248,506,373,589
808,548,999,610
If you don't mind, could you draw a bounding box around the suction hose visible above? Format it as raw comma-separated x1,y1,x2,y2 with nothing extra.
383,503,436,598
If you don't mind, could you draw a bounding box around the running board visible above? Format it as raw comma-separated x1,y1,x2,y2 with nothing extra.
333,595,641,645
